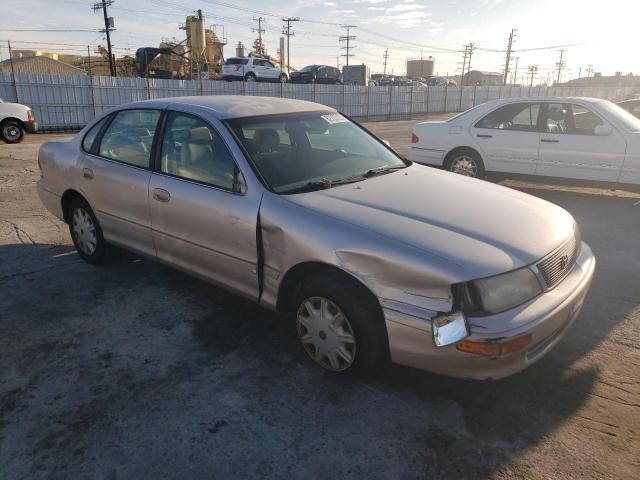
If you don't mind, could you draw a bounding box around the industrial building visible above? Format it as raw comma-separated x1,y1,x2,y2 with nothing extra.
463,70,503,86
0,55,86,76
406,57,435,79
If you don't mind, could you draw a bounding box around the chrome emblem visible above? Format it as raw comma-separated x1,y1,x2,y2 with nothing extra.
559,255,569,270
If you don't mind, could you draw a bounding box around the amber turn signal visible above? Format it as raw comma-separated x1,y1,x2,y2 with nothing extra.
456,334,532,357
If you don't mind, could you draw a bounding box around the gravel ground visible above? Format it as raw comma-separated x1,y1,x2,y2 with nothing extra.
1,131,639,480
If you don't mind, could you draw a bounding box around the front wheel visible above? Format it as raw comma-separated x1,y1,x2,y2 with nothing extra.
0,120,24,144
245,72,256,82
293,272,388,374
445,149,485,178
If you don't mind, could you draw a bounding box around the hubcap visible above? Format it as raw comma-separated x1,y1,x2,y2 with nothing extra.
3,125,21,141
296,297,356,372
450,155,478,177
246,75,255,82
72,207,97,255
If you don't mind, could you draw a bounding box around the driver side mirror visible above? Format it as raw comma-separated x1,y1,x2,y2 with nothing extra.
594,124,613,136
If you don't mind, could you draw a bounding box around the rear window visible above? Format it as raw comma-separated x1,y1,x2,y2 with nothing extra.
225,58,248,65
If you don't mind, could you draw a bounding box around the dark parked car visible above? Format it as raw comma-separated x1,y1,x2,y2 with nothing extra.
617,98,640,119
289,65,342,84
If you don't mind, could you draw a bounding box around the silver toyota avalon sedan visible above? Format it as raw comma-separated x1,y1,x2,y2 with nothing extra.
36,96,595,380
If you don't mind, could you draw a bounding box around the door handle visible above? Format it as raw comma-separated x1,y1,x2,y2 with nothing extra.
82,168,94,179
476,134,493,138
541,139,559,143
153,188,171,202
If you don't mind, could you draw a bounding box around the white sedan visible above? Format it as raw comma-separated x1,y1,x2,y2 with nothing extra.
410,97,640,185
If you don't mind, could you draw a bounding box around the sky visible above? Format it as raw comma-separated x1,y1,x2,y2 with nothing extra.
0,0,638,83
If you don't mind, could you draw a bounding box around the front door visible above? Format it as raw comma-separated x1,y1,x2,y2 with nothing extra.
537,102,627,182
471,102,541,174
149,111,261,299
79,108,161,257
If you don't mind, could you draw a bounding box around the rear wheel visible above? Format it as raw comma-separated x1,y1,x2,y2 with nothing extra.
0,120,24,144
335,79,342,85
445,148,485,178
293,271,388,374
67,196,113,264
245,72,256,82
279,74,287,83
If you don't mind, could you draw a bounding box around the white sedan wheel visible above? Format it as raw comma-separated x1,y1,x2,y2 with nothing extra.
450,154,478,177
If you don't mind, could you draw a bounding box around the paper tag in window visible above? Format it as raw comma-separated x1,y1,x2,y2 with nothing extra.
321,113,348,124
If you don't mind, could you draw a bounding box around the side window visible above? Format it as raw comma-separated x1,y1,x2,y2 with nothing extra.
265,61,275,69
475,103,540,131
253,59,263,67
82,116,109,153
160,113,237,190
98,109,160,168
543,103,571,134
569,104,604,135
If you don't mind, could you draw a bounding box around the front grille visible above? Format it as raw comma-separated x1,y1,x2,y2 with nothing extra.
537,228,580,289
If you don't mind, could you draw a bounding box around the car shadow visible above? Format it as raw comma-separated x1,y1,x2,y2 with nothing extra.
0,209,635,478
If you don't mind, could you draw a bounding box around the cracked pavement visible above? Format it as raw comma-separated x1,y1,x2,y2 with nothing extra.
1,132,639,479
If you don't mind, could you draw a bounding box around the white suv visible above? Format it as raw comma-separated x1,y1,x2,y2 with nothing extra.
222,57,287,83
0,98,38,144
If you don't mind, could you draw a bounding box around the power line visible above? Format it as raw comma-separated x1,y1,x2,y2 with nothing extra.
339,25,356,67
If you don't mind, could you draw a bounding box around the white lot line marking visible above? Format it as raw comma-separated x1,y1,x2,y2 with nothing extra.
500,179,640,201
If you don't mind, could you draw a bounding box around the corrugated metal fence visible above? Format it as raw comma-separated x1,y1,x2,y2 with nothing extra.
0,72,636,131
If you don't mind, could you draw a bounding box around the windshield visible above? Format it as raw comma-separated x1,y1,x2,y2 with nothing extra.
227,112,407,193
598,100,640,132
224,58,248,65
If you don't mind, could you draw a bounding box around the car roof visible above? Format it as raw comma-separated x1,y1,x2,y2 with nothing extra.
124,95,335,120
485,96,607,105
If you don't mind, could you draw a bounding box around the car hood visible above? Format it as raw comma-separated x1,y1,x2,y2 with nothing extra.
284,164,575,279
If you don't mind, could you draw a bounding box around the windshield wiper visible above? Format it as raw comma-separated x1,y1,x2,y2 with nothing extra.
281,176,365,194
363,164,407,177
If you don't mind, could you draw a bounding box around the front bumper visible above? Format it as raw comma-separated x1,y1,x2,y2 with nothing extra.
384,241,596,380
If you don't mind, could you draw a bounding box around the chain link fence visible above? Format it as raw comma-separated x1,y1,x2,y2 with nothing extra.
1,72,637,131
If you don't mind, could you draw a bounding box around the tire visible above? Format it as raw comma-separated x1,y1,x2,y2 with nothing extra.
444,148,485,178
279,74,287,83
293,271,389,374
67,196,113,265
335,79,342,85
0,120,25,144
245,72,256,82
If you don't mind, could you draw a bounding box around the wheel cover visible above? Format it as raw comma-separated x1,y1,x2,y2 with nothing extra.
450,155,478,177
72,207,97,255
3,125,21,141
246,75,256,82
296,296,356,372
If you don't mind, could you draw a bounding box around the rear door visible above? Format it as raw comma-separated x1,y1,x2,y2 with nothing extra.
148,110,261,299
536,102,627,181
78,108,161,257
471,102,541,174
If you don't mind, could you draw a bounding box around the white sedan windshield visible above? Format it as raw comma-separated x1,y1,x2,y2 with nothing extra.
227,112,407,193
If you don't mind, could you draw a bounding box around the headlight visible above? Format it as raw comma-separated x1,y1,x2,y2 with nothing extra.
463,267,543,315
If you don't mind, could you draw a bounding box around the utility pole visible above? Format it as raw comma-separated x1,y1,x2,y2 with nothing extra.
466,42,475,76
92,0,116,76
587,64,594,78
512,56,520,84
252,17,265,56
502,28,516,85
460,44,469,85
281,17,299,75
339,25,356,67
555,49,566,85
382,48,389,75
528,65,538,87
